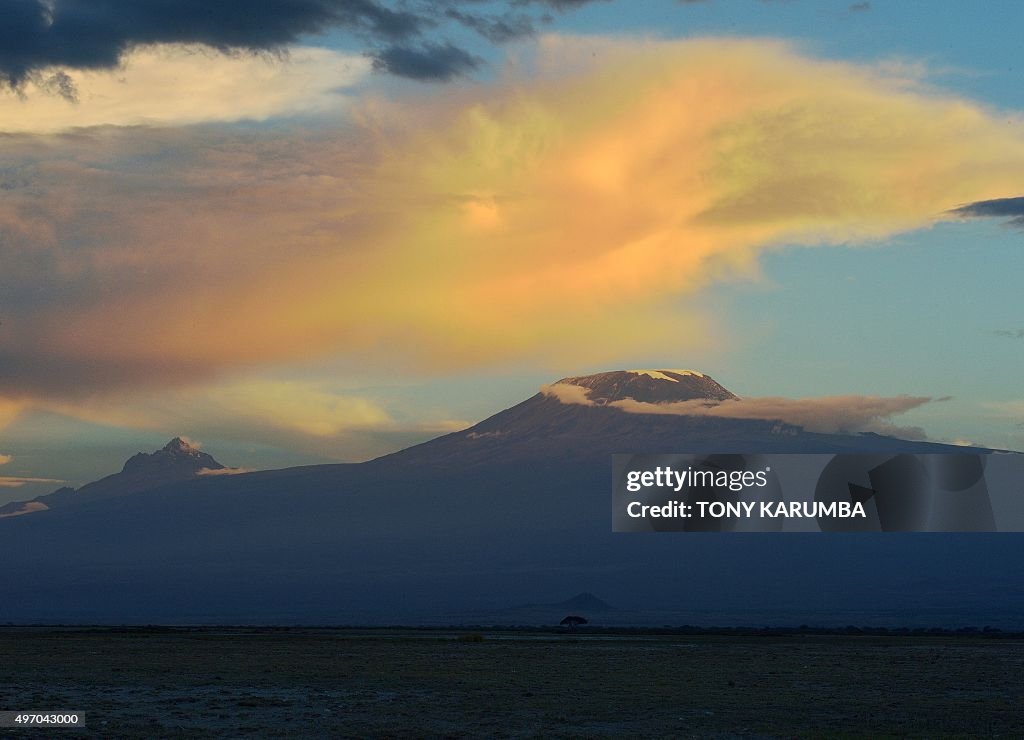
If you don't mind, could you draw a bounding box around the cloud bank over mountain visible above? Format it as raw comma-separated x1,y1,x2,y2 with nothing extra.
541,381,934,437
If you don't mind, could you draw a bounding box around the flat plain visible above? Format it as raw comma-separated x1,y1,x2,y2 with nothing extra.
1,628,1021,737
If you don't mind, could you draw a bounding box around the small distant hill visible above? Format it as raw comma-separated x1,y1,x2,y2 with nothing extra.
554,592,614,613
0,437,225,519
434,593,617,627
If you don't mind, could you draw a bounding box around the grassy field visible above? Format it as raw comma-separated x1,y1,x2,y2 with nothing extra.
1,628,1022,737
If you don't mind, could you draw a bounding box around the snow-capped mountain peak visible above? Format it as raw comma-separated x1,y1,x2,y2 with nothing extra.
627,369,704,381
555,369,738,404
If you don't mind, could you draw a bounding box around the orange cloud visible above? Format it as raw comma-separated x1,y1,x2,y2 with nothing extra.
0,401,27,431
196,467,254,477
0,477,63,489
0,501,50,517
3,36,1024,426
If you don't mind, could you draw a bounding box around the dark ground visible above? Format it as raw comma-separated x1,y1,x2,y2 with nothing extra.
1,628,1022,738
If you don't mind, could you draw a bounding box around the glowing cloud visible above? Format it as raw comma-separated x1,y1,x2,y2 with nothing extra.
197,467,255,477
0,477,63,489
12,376,447,462
0,45,370,132
3,36,1024,431
207,380,394,438
0,501,49,517
0,401,27,431
40,379,396,439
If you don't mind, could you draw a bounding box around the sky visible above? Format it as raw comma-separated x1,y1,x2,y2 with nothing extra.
1,0,1023,499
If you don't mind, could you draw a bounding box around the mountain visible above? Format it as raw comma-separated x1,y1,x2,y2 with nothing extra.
0,437,224,519
1,370,1021,627
383,370,979,468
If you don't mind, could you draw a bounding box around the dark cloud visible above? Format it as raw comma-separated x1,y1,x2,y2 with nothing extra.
849,1,871,11
949,196,1024,228
444,9,535,43
993,329,1024,339
34,69,78,102
0,0,606,86
0,0,423,87
515,0,611,9
371,41,482,81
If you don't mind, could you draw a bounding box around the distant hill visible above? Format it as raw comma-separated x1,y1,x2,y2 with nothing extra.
556,592,614,613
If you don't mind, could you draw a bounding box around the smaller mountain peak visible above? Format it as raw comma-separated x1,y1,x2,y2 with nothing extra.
163,436,201,455
122,437,223,473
